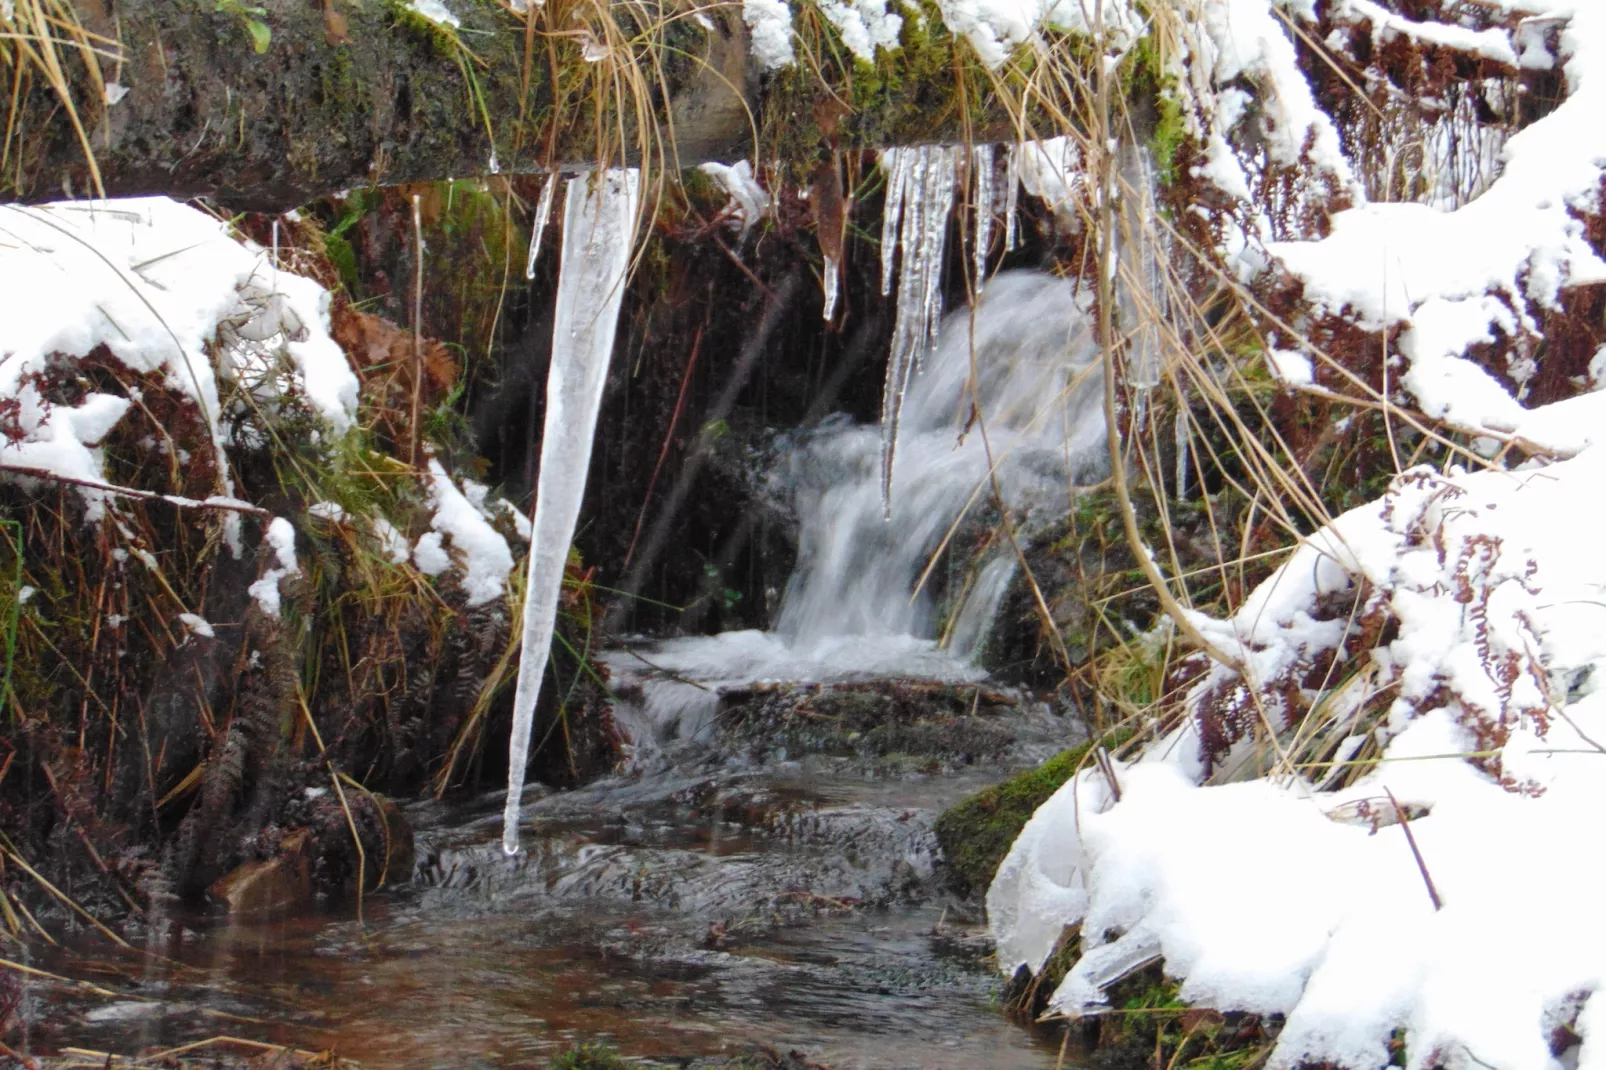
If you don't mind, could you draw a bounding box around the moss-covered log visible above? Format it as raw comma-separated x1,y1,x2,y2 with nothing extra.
5,0,1045,211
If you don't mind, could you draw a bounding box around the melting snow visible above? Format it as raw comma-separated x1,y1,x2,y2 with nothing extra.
248,517,300,618
421,459,516,607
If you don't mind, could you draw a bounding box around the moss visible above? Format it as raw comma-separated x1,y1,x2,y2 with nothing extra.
759,0,1022,181
549,1043,630,1070
934,740,1094,898
1150,90,1187,186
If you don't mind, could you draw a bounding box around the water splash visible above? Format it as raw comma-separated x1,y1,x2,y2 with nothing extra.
604,271,1107,761
505,169,641,857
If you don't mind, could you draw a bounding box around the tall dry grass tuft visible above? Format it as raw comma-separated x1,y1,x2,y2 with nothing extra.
0,0,119,196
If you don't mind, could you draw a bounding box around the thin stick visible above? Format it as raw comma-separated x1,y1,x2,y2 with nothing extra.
1383,787,1442,911
0,464,269,515
0,846,133,949
410,192,425,468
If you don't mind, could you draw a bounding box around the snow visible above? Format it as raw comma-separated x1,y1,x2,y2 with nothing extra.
0,199,359,518
248,517,300,618
813,0,902,62
1333,0,1518,65
743,0,796,69
406,0,460,29
990,8,1606,1069
421,459,516,607
504,169,641,857
412,531,450,576
372,517,413,565
176,613,215,639
938,0,1135,68
1239,3,1606,455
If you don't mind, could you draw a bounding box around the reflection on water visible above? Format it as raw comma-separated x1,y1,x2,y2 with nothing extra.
36,753,1069,1069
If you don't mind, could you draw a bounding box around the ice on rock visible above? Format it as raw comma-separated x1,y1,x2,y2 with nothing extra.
503,169,641,857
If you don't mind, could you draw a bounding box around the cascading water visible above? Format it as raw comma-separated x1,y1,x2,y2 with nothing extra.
603,270,1108,761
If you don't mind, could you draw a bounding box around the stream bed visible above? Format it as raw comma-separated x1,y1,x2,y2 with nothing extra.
31,683,1076,1069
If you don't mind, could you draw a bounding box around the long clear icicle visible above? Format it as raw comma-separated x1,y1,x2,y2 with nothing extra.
972,144,994,295
1004,145,1022,252
879,148,910,297
879,145,958,519
916,147,957,360
523,172,560,280
504,168,641,856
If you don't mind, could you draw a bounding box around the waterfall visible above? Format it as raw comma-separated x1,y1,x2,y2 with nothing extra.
603,270,1107,761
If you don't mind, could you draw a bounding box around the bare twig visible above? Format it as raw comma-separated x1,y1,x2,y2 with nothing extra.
0,463,269,516
1384,786,1442,911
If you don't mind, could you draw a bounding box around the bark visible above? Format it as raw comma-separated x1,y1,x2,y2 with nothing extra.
4,0,1028,211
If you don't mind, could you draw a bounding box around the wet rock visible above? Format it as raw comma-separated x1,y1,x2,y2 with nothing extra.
718,680,1030,769
207,828,313,915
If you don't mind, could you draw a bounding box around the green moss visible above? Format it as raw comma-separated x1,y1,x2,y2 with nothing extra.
1119,32,1189,186
760,0,1014,182
1151,90,1187,186
934,740,1094,898
548,1043,630,1070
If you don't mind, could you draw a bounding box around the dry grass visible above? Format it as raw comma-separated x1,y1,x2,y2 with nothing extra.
0,0,118,196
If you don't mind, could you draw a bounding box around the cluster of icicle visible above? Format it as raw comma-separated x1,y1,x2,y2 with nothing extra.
877,143,1048,517
502,169,640,857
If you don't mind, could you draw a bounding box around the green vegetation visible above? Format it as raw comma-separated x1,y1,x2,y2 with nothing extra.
549,1042,631,1070
934,740,1093,897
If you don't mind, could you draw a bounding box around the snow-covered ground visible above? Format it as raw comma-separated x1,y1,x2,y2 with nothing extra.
0,198,520,617
990,5,1606,1070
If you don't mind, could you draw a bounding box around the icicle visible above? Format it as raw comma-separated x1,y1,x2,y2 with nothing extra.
879,148,909,297
524,172,559,281
1004,144,1022,251
503,168,641,857
1174,404,1190,500
880,145,958,518
822,254,840,321
973,144,994,295
915,146,957,361
1115,143,1164,390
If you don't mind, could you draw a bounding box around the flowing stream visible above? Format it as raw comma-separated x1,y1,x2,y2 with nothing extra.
603,269,1105,762
34,269,1105,1068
